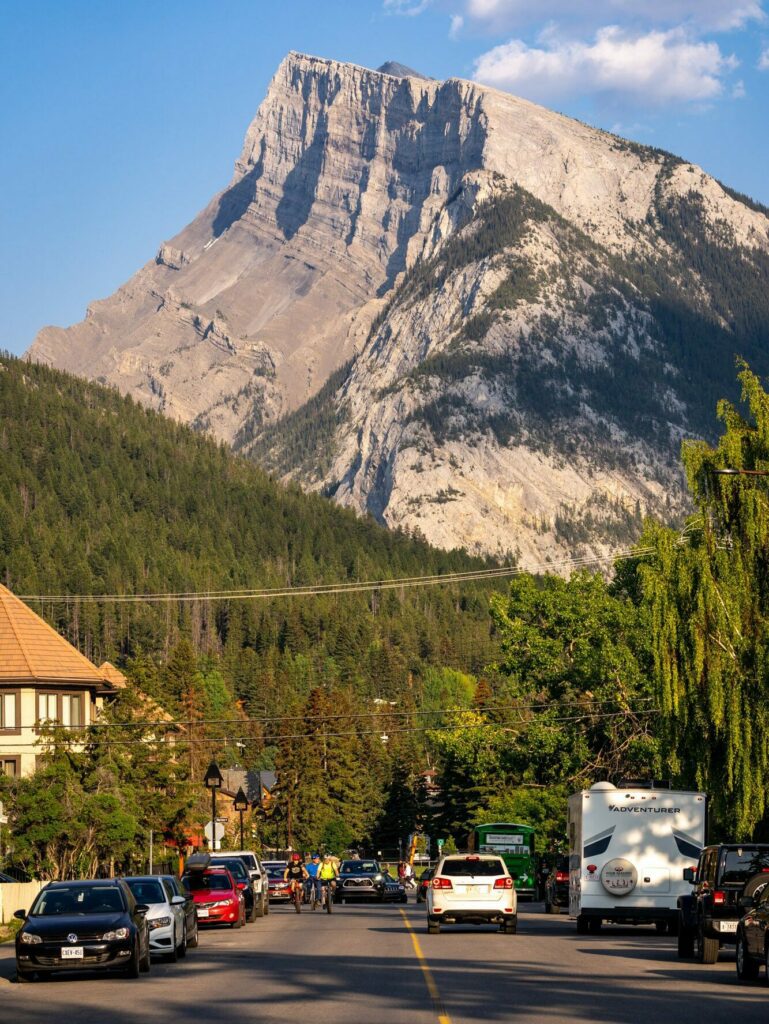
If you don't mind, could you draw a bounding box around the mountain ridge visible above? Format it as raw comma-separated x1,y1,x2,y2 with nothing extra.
26,51,769,566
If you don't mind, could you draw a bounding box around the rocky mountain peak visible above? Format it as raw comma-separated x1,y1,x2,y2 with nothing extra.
26,52,769,568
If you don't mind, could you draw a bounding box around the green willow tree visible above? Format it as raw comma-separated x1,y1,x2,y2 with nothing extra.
639,363,769,837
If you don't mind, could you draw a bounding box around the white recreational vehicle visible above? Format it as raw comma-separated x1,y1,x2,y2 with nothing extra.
568,781,706,933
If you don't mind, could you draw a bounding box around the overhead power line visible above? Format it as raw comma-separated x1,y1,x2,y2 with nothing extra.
38,695,656,732
18,547,654,605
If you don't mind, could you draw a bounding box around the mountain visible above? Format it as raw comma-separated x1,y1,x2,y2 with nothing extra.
28,53,769,564
0,354,498,711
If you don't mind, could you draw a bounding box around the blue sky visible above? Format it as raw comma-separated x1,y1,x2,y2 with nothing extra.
2,0,768,356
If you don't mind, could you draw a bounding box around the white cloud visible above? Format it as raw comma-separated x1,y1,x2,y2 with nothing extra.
383,0,434,15
463,1,764,32
473,26,739,105
759,47,769,68
449,13,464,38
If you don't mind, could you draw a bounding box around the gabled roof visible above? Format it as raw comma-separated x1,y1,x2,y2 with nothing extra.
0,583,107,686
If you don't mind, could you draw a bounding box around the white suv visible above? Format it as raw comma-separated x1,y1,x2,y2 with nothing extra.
426,854,517,934
218,850,269,916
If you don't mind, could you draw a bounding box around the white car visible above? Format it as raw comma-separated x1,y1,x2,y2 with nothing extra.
426,854,517,934
123,876,189,960
218,850,269,916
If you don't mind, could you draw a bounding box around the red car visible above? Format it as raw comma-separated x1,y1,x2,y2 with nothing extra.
263,862,292,902
182,867,246,928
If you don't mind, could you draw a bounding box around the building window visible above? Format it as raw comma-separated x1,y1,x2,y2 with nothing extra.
1,755,21,778
61,694,83,728
37,692,58,724
0,691,20,733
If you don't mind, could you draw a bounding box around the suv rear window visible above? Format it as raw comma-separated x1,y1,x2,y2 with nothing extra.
441,858,506,877
721,849,769,885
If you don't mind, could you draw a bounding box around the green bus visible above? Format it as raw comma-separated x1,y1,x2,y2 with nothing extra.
473,822,537,899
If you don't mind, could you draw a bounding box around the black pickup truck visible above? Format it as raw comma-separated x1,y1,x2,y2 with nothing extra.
678,843,769,964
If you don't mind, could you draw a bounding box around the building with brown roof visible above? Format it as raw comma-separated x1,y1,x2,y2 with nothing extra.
0,584,121,810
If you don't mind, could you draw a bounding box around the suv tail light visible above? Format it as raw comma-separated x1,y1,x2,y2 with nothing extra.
494,877,514,889
712,890,725,905
432,877,453,890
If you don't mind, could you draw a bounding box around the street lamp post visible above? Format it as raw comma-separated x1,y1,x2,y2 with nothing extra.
233,786,249,850
203,761,223,851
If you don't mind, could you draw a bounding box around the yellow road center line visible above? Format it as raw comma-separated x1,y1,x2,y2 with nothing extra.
400,909,452,1024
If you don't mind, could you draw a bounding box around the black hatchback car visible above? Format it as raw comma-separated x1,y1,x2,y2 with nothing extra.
15,879,151,982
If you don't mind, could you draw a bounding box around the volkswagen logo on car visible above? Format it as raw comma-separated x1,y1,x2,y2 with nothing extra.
67,933,78,943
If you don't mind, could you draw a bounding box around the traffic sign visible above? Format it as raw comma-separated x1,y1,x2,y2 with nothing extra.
204,821,225,850
437,838,444,850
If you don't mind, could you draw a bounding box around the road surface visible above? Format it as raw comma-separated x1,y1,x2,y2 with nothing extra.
1,901,767,1023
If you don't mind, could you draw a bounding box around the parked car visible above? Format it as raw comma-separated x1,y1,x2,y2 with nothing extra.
678,843,769,963
736,876,769,980
181,866,246,929
543,854,570,914
426,853,518,934
15,878,151,982
209,856,258,922
123,876,188,961
417,868,434,904
158,874,199,949
218,850,269,916
382,871,408,903
335,860,387,903
263,861,291,902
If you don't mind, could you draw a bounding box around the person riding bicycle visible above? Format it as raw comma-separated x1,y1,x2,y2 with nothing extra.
304,853,322,905
318,853,338,904
284,853,309,913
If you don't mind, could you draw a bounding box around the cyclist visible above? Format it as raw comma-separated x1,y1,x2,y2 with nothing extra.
305,853,322,907
319,853,338,907
284,853,309,913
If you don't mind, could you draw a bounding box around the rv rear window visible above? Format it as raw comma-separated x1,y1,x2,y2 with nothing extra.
721,849,769,885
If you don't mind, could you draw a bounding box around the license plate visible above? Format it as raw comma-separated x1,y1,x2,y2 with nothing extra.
718,920,738,933
197,908,210,918
61,946,84,959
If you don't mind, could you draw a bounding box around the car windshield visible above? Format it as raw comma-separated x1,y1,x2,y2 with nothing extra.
32,885,125,916
183,872,232,892
342,861,378,874
441,858,506,877
721,849,769,885
267,866,287,879
124,880,165,904
211,859,247,879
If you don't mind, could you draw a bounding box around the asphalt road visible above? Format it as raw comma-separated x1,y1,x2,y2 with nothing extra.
1,901,768,1024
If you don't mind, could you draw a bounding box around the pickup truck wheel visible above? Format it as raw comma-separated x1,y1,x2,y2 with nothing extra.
677,925,695,958
736,933,759,980
695,927,719,964
588,918,602,934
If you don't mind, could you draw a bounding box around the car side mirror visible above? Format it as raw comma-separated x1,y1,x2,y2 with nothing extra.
14,909,27,921
171,895,187,906
683,868,696,883
135,904,149,915
252,872,261,880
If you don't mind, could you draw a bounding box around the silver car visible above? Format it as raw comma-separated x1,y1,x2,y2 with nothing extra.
123,876,189,960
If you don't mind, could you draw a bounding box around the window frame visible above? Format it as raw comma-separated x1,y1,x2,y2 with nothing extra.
1,754,21,778
35,689,86,731
0,689,21,735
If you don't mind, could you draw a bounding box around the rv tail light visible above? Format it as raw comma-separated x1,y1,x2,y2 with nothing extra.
494,877,514,889
712,890,725,905
587,864,597,874
555,871,569,882
432,877,453,890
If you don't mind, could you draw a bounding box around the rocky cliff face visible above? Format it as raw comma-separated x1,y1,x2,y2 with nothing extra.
29,53,769,566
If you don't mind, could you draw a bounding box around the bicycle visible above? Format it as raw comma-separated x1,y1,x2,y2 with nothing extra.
321,879,335,914
289,879,303,914
305,878,321,911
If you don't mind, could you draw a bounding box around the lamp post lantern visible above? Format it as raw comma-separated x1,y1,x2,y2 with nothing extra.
203,761,223,851
233,786,249,850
